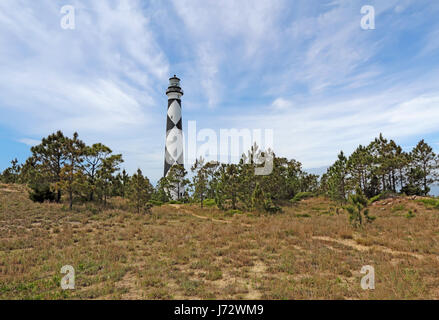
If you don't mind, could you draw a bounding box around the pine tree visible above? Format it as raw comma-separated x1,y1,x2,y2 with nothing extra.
83,143,112,201
326,151,349,203
166,164,189,201
127,169,153,214
410,140,436,195
154,177,172,203
96,154,123,206
57,132,86,210
214,164,242,210
0,158,21,183
191,157,209,207
251,182,265,212
344,188,375,228
31,131,68,202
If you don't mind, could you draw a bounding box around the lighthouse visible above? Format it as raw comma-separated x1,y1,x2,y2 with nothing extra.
164,75,184,199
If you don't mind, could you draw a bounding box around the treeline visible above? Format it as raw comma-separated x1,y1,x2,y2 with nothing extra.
321,134,438,202
0,131,318,213
1,131,438,214
163,144,319,213
1,131,131,210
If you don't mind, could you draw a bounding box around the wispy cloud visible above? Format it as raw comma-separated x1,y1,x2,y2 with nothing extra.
0,0,169,181
1,0,439,183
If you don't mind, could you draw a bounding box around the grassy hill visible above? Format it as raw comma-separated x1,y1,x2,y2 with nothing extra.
1,183,439,300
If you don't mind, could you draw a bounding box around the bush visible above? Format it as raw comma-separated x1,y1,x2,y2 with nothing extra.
148,200,163,207
416,198,439,209
29,183,56,203
203,199,216,207
290,192,314,203
346,188,375,228
168,200,183,205
295,213,311,218
368,191,398,204
401,184,425,196
368,194,382,204
86,204,100,215
264,198,282,213
406,210,416,219
225,209,242,216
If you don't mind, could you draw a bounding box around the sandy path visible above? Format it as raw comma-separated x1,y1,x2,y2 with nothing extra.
313,236,425,260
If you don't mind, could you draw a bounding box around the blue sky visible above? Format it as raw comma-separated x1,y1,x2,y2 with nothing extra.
1,0,439,183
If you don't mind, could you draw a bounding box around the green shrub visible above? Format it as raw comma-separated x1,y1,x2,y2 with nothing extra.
401,184,424,196
226,209,242,216
168,200,183,205
417,198,439,209
406,210,416,219
346,188,375,228
290,192,314,203
203,199,216,207
29,183,56,203
148,200,163,207
264,198,282,213
295,213,311,218
368,194,382,204
368,191,398,205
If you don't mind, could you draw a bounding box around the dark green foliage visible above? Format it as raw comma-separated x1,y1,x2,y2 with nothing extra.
368,191,398,204
251,183,265,212
344,188,375,228
325,151,348,203
29,182,56,203
406,210,416,219
209,144,315,213
30,130,68,202
153,177,171,203
4,131,125,210
322,134,438,201
165,164,190,201
400,183,424,196
4,131,439,218
127,169,153,214
191,157,217,207
411,140,436,195
263,197,282,213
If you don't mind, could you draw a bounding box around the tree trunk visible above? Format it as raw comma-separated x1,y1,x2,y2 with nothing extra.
392,170,396,192
69,190,73,210
423,163,428,195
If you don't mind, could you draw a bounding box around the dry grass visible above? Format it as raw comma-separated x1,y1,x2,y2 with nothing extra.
1,183,439,300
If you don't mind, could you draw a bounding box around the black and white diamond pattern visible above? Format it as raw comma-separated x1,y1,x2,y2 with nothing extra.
164,98,183,177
